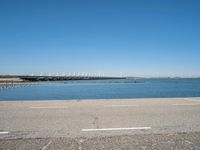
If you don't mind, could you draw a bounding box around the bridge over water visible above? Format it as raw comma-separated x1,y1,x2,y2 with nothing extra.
0,75,126,82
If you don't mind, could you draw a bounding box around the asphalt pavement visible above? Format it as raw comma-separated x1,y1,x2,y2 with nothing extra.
0,97,200,149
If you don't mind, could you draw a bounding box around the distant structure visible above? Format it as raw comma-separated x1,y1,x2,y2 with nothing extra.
0,74,126,82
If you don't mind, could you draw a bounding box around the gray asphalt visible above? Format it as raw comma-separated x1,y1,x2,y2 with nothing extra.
0,97,200,149
1,132,200,150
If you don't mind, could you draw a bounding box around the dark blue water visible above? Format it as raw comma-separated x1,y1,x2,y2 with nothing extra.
0,79,200,101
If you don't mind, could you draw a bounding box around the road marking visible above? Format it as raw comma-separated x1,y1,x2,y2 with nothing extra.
183,98,200,102
42,141,52,150
172,103,200,106
30,106,68,109
82,127,151,132
104,105,139,108
0,131,9,135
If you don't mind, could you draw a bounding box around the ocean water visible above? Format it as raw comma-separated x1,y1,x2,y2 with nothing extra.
0,78,200,101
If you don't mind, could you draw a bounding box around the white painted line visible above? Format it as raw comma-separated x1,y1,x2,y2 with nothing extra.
0,131,9,135
30,106,68,109
183,98,200,101
104,105,139,108
172,103,200,106
82,127,151,132
42,141,52,150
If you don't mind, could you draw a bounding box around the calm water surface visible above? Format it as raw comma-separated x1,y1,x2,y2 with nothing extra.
0,79,200,101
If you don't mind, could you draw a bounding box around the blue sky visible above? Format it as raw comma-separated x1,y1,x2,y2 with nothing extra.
0,0,200,77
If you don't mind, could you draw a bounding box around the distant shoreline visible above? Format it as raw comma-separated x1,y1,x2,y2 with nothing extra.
0,76,200,84
0,97,200,103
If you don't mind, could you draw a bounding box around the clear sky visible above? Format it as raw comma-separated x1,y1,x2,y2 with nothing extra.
0,0,200,77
